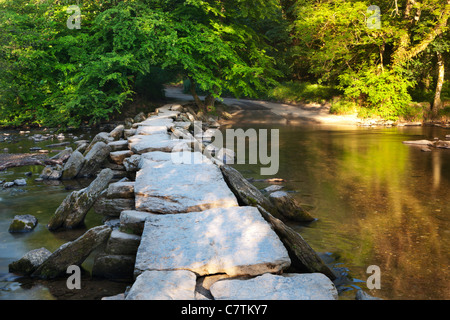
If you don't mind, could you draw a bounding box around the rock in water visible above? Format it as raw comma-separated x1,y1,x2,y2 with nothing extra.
8,214,38,233
77,142,111,178
9,248,52,275
61,150,85,179
32,225,112,279
48,168,114,230
268,191,316,222
220,164,281,217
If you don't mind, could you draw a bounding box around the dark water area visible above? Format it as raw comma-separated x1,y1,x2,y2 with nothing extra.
0,128,129,300
226,123,450,300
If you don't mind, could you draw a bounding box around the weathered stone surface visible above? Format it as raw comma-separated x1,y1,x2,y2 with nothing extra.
105,230,141,255
13,178,27,186
268,191,316,222
434,140,450,149
210,273,338,300
139,151,212,168
126,270,197,300
92,254,135,279
84,132,114,155
123,154,141,172
220,165,280,217
48,169,114,230
134,206,291,277
93,197,135,217
9,248,52,275
109,125,124,140
135,161,238,214
8,214,38,233
102,293,125,300
119,210,153,235
107,181,135,199
78,142,112,178
40,165,62,180
128,134,189,154
61,150,85,179
133,118,174,129
135,125,169,136
32,225,112,279
108,140,129,151
109,150,133,165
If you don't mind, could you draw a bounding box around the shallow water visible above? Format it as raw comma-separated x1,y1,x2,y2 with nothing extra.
225,123,450,300
0,129,129,300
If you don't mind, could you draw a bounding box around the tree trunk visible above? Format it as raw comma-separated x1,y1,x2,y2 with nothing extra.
188,77,206,113
204,93,216,112
432,51,445,117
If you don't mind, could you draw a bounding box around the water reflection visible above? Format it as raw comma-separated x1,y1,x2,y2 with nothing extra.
229,124,450,300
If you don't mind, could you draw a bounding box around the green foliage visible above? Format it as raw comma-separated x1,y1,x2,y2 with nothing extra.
267,81,341,104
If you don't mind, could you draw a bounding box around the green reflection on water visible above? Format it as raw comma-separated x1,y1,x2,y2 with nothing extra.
227,123,450,300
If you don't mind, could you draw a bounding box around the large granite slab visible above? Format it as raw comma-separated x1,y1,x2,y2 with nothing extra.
128,134,189,154
134,206,291,277
210,273,338,300
134,160,238,213
126,270,197,300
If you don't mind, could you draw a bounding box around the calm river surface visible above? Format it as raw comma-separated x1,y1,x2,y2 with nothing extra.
226,123,450,300
1,123,449,300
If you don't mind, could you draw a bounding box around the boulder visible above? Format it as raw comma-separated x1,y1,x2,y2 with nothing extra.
109,150,133,165
77,142,111,178
109,125,124,140
8,214,38,233
32,225,112,279
61,150,85,179
105,230,141,255
9,247,52,275
123,154,141,172
135,160,238,214
13,178,27,186
402,140,433,146
126,270,197,300
3,181,15,188
92,254,135,279
47,168,114,230
108,140,129,152
134,206,291,277
83,132,114,155
93,197,135,217
119,210,153,235
40,165,63,180
210,273,338,300
106,181,135,199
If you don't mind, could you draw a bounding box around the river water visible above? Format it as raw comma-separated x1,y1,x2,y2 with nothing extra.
0,123,449,300
223,122,450,300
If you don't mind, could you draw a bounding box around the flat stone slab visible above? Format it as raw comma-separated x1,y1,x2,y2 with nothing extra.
128,134,189,154
135,160,238,213
210,273,338,300
134,118,174,128
126,270,197,300
134,206,291,277
139,151,213,168
135,125,169,136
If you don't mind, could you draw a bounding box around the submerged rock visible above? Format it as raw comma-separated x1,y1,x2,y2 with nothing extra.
268,191,316,222
8,214,38,233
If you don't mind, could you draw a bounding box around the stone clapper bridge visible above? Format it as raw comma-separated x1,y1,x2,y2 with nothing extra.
53,104,338,300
